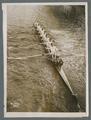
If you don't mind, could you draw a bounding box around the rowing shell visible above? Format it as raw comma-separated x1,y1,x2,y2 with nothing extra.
34,22,75,95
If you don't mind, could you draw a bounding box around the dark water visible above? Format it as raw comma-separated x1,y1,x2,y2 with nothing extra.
7,5,86,112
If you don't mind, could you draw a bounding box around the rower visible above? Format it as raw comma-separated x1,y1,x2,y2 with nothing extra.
34,22,37,29
44,40,53,49
45,44,63,66
47,48,53,61
52,45,58,53
50,44,58,57
45,46,56,61
46,37,51,42
35,22,39,28
42,33,47,41
38,27,44,37
37,24,41,31
49,46,62,64
40,29,45,37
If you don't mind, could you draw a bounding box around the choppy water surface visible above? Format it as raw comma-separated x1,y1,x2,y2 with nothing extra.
50,27,86,111
7,6,86,112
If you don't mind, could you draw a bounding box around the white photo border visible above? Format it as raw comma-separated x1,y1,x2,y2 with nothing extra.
2,2,89,118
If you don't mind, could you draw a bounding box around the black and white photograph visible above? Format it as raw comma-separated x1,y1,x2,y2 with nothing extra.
3,2,88,117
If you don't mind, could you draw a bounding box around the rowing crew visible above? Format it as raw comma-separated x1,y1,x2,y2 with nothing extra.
34,22,63,66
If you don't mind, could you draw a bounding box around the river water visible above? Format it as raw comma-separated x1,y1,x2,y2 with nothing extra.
7,5,86,112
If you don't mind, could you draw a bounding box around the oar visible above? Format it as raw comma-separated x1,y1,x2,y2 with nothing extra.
8,43,45,50
8,53,49,60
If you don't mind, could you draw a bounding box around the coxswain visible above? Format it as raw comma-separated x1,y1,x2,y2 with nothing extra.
55,55,63,66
